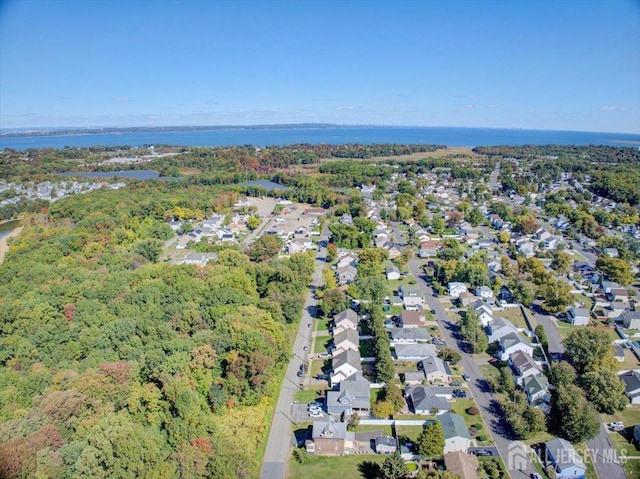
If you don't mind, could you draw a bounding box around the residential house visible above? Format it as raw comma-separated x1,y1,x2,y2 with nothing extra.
420,356,452,383
375,436,398,454
304,207,326,216
405,386,450,415
336,265,358,286
447,282,468,299
336,254,357,269
331,349,361,386
181,252,218,266
386,245,402,259
607,288,630,303
394,343,437,361
333,308,358,334
400,310,426,328
386,265,401,281
326,371,371,417
486,317,518,343
475,285,494,300
307,417,354,455
287,239,309,254
438,412,472,453
388,328,431,344
399,285,424,310
168,219,182,231
444,452,479,479
333,328,359,354
601,280,621,295
622,311,640,330
498,332,534,361
619,370,640,404
403,370,426,386
543,438,587,479
566,307,590,326
522,375,550,404
471,300,494,327
509,350,542,385
604,247,620,258
614,345,626,362
458,292,475,307
419,240,442,259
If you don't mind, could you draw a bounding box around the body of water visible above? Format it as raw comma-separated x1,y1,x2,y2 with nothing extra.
0,220,20,239
1,126,639,150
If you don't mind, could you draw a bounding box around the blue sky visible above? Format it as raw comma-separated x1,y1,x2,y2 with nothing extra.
1,0,639,133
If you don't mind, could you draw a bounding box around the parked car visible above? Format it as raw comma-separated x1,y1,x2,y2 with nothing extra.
297,370,304,377
531,474,543,479
430,309,436,314
462,374,470,381
472,449,493,456
303,345,309,351
451,381,462,387
432,338,446,345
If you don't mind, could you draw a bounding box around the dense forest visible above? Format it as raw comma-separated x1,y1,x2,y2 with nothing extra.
0,183,315,478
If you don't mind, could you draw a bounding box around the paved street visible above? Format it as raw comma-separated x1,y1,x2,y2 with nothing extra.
260,239,327,479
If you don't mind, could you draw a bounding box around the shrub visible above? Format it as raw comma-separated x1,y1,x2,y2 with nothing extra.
473,423,483,431
466,406,480,415
476,434,488,442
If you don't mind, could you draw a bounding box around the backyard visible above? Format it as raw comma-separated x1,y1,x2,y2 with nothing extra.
289,451,386,479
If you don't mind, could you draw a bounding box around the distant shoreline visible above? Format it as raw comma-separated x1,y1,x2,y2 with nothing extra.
2,123,638,139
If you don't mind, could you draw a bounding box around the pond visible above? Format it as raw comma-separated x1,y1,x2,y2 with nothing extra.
0,220,20,239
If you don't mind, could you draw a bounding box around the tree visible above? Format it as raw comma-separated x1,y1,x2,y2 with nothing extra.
247,235,283,262
550,384,600,443
580,368,628,414
371,400,395,419
466,206,484,227
346,411,360,431
551,250,572,275
534,324,548,351
538,277,573,314
323,288,347,315
246,216,261,231
133,239,163,262
415,421,444,459
563,329,614,374
460,307,488,354
431,217,445,235
549,361,576,387
438,347,461,365
596,254,635,285
326,243,337,262
358,248,389,277
380,452,407,479
497,230,511,244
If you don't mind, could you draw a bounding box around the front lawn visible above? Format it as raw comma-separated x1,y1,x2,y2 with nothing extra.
295,389,324,403
313,336,331,355
496,306,529,330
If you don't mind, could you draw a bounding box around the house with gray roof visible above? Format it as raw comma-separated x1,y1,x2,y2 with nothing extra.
509,350,542,385
333,328,359,354
487,317,518,343
326,371,371,417
388,327,431,344
438,412,472,453
399,285,424,310
619,370,640,404
522,375,550,405
333,308,358,334
622,311,640,330
566,307,590,326
498,332,534,361
419,356,452,384
403,370,426,386
405,386,450,415
331,349,361,386
543,438,586,479
394,343,437,361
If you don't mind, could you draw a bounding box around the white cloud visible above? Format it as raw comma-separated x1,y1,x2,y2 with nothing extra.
337,106,356,111
114,97,131,103
598,105,628,111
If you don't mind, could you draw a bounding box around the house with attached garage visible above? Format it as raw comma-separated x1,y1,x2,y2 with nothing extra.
543,438,586,479
444,451,479,479
622,311,640,330
333,308,358,334
566,307,590,326
447,282,468,299
394,343,437,361
419,355,452,383
498,332,534,361
332,328,359,354
475,285,494,300
522,374,550,405
399,285,424,310
326,371,371,418
509,350,542,385
405,387,450,415
331,349,361,387
471,300,494,327
336,264,358,286
438,412,472,454
388,327,430,344
400,310,426,328
386,265,401,280
486,316,518,343
619,369,640,404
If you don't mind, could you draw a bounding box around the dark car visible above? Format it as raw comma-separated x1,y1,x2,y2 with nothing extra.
472,449,492,456
432,338,446,345
430,309,436,315
297,370,304,377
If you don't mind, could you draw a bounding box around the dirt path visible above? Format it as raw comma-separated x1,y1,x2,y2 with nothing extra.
0,226,23,265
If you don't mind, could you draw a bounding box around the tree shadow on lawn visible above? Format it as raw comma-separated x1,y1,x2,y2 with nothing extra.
358,460,381,479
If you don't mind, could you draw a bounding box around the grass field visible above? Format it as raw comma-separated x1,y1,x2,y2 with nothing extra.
608,431,640,479
496,306,529,330
313,336,331,355
295,388,325,403
289,452,387,479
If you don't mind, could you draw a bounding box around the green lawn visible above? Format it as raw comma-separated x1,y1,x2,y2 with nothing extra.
313,336,331,355
295,389,325,403
315,318,330,332
396,425,429,444
450,399,492,445
496,307,529,330
289,452,387,479
310,359,329,378
354,424,393,436
608,431,640,479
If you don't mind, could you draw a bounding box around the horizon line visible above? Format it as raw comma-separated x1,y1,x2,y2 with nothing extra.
1,123,639,136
